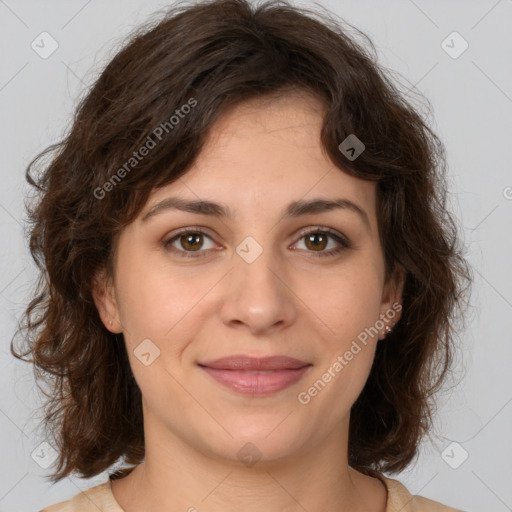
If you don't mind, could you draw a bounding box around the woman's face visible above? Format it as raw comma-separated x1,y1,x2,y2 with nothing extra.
94,91,403,466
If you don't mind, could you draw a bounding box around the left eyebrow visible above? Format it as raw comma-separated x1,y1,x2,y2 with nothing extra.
286,198,370,230
141,196,371,230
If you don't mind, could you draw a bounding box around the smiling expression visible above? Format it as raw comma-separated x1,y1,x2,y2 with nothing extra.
93,90,403,465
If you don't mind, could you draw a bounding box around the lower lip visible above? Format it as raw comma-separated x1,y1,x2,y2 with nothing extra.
199,366,312,396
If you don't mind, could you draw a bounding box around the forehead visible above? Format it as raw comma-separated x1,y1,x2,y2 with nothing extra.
142,92,377,228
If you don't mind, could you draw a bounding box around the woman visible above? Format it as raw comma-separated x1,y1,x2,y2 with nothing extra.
12,0,472,510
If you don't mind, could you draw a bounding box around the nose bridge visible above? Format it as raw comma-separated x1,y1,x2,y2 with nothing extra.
221,233,295,333
235,233,284,302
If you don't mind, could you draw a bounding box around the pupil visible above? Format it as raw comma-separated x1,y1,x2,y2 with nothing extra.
308,233,326,250
184,233,201,250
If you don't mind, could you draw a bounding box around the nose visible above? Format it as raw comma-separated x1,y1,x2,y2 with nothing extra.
219,243,297,336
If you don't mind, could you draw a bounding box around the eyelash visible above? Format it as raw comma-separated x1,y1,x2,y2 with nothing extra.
162,226,351,259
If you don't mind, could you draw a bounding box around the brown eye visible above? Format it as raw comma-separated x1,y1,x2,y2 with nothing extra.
304,232,328,251
293,228,350,258
179,232,204,251
163,228,216,258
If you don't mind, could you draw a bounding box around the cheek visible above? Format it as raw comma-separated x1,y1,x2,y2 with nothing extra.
115,253,202,338
114,258,218,394
306,275,383,416
115,263,193,406
313,262,384,341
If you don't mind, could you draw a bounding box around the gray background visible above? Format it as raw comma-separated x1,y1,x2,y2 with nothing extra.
1,1,511,511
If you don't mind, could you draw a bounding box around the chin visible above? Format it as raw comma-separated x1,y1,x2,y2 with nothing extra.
202,419,308,466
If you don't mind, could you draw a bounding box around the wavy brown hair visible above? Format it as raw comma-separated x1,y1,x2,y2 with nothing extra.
11,0,472,483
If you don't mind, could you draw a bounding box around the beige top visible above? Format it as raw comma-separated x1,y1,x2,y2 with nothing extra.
40,474,463,511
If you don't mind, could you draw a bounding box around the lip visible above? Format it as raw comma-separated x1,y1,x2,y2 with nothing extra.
198,355,311,371
198,355,312,396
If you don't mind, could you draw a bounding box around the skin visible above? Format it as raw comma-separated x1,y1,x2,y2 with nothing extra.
93,90,404,512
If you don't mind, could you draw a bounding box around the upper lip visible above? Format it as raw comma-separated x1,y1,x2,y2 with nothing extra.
198,355,311,371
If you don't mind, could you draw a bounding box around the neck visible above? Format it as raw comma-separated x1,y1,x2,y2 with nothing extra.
110,414,387,512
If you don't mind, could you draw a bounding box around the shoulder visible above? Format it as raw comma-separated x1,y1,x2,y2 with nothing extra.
39,480,124,512
380,475,464,512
